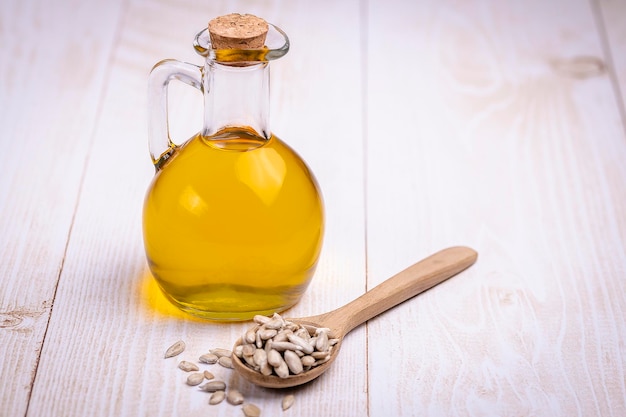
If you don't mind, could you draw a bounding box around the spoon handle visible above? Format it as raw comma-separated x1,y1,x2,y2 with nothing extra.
309,246,477,336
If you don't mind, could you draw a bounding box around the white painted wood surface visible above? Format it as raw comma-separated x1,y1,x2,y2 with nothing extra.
0,0,624,416
0,1,125,416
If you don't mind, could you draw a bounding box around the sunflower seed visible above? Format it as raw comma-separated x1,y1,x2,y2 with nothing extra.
200,380,226,392
287,334,314,354
210,348,232,358
178,361,199,372
270,341,302,352
242,344,256,356
253,315,271,325
311,351,329,359
301,324,318,336
226,389,244,405
164,340,185,358
315,329,329,352
199,353,218,364
314,355,331,366
265,318,283,330
255,329,263,348
282,394,295,410
253,348,267,368
203,370,214,380
252,348,272,375
272,331,290,343
315,327,331,335
274,361,290,378
259,329,278,340
285,322,299,332
284,350,303,375
186,372,205,386
218,356,233,369
267,349,283,367
242,403,261,417
245,329,257,344
260,361,273,376
294,326,309,337
234,345,244,358
242,354,256,368
209,390,225,405
301,355,315,367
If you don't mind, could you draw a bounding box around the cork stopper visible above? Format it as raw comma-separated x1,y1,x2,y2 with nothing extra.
208,13,269,50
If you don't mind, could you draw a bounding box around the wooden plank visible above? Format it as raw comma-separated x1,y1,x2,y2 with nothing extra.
366,0,626,416
26,0,366,416
0,1,124,416
597,0,626,131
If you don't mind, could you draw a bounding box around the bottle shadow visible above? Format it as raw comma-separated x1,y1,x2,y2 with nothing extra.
137,270,208,323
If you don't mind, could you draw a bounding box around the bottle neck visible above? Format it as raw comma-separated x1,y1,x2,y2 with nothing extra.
202,61,270,138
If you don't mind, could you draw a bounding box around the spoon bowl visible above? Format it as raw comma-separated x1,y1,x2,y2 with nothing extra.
231,326,343,388
232,246,478,388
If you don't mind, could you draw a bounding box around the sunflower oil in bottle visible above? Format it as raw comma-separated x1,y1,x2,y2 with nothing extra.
143,14,324,320
143,127,323,320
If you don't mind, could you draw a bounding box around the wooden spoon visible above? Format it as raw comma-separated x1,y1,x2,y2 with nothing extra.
232,246,478,388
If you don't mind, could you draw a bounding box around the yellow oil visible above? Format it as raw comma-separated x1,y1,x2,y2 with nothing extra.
142,127,324,321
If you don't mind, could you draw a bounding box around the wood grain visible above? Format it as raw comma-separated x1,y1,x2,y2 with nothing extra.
1,0,625,416
0,1,124,416
365,0,626,416
597,0,626,133
24,0,367,416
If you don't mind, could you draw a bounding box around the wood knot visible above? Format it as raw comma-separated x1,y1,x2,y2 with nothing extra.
0,313,23,328
0,307,47,332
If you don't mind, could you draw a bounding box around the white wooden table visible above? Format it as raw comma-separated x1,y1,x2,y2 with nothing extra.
2,0,625,416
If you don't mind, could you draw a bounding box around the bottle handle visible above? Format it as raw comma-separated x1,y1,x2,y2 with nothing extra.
147,59,203,168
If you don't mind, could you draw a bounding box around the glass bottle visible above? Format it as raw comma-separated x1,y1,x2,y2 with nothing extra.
143,15,324,321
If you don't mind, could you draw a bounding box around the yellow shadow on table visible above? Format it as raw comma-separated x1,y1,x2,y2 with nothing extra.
139,273,205,322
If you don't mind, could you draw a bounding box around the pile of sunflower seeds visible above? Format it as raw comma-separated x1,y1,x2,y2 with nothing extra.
234,313,339,378
163,324,299,416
